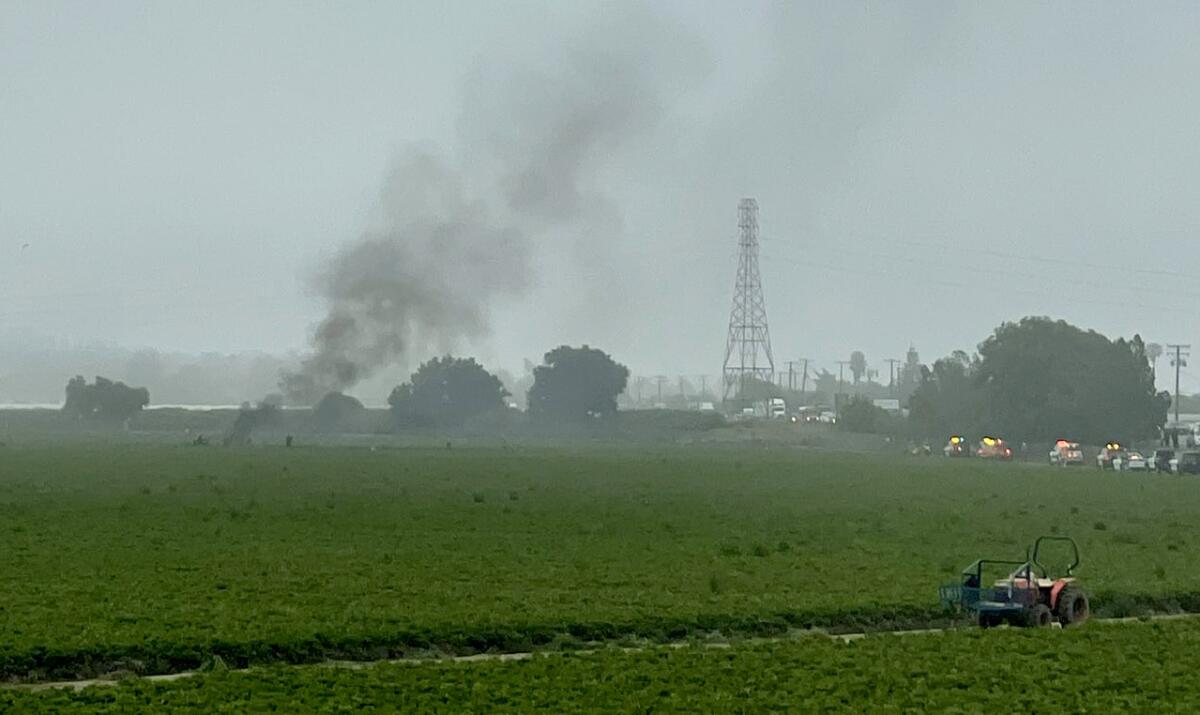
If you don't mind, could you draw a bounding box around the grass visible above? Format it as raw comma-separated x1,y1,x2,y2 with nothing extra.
3,444,1200,679
9,619,1200,711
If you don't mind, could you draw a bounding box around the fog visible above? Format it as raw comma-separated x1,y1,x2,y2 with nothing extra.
3,1,1200,402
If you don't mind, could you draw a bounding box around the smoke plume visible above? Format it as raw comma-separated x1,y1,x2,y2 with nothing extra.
282,8,704,404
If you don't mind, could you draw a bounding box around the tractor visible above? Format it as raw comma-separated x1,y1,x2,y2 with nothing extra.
938,535,1090,628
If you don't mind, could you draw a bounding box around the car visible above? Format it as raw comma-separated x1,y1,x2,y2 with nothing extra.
1050,440,1084,467
1152,448,1175,472
944,435,971,457
1096,442,1124,470
1116,451,1147,472
1176,451,1200,475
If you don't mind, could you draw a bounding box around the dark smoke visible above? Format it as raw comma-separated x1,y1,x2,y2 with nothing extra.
224,398,281,446
282,9,705,404
281,151,528,404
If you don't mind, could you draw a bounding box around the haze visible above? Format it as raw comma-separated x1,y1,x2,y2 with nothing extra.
4,1,1200,401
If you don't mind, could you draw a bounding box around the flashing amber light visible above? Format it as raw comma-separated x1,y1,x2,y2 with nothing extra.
950,436,963,444
982,436,997,446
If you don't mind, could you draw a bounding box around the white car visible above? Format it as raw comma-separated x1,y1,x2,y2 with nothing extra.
1116,451,1148,472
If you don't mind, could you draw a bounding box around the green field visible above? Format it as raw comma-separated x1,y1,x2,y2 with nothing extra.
7,619,1200,712
3,444,1200,685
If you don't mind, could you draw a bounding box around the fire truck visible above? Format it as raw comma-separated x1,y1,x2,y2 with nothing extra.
1050,440,1085,466
977,436,1014,461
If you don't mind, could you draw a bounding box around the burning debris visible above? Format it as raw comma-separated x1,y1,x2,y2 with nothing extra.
224,398,282,446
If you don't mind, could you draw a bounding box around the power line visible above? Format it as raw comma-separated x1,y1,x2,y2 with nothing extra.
761,251,1193,316
783,239,1200,303
789,220,1197,281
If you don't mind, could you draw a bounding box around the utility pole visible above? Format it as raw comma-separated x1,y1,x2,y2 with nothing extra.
885,358,901,397
1169,344,1190,424
836,360,851,417
699,375,709,397
799,358,809,399
655,375,667,404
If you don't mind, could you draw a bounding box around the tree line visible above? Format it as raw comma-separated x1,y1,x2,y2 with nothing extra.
879,317,1167,444
58,317,1172,445
61,345,632,431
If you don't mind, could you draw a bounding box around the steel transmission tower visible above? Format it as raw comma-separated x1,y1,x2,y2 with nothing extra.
722,198,775,402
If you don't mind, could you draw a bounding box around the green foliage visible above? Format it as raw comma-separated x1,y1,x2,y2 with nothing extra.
975,318,1168,443
388,356,509,428
62,375,149,422
910,318,1170,442
908,350,982,438
2,445,1200,681
837,395,887,434
527,345,629,422
10,621,1200,711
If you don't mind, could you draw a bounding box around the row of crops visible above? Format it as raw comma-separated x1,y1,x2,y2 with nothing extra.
5,444,1200,681
7,619,1200,711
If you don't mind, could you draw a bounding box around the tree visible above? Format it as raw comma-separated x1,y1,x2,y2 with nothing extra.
839,395,886,433
62,375,150,422
908,351,982,438
849,351,867,384
910,317,1170,443
388,356,509,428
313,392,365,432
527,345,629,422
975,318,1168,443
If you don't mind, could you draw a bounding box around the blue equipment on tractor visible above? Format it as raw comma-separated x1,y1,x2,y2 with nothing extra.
939,536,1090,628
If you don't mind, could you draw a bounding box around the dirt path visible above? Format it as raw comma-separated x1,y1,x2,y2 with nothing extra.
11,612,1198,693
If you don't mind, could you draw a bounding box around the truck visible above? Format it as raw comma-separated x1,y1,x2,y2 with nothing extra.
976,436,1014,461
1049,440,1084,466
1096,442,1124,470
768,397,787,419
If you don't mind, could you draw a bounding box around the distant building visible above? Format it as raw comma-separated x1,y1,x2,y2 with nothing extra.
872,398,901,414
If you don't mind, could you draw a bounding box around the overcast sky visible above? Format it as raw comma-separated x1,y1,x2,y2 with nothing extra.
3,1,1199,392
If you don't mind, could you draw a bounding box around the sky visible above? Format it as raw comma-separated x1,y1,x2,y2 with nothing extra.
3,1,1200,396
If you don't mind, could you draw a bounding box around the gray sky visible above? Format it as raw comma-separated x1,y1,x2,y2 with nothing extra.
3,1,1200,394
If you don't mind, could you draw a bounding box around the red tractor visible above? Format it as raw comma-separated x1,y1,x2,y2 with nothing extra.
939,535,1090,628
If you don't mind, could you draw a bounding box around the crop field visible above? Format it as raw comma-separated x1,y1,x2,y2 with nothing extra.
4,443,1200,703
7,619,1200,712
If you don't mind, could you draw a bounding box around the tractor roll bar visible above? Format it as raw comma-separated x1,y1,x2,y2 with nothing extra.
1030,535,1080,577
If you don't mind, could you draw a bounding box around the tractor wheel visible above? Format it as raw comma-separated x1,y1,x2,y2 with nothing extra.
1056,588,1090,626
977,611,1002,629
1024,604,1053,628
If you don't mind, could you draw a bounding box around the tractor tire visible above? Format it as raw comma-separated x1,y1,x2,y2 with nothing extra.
1025,603,1053,628
977,611,1002,629
1056,587,1090,627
